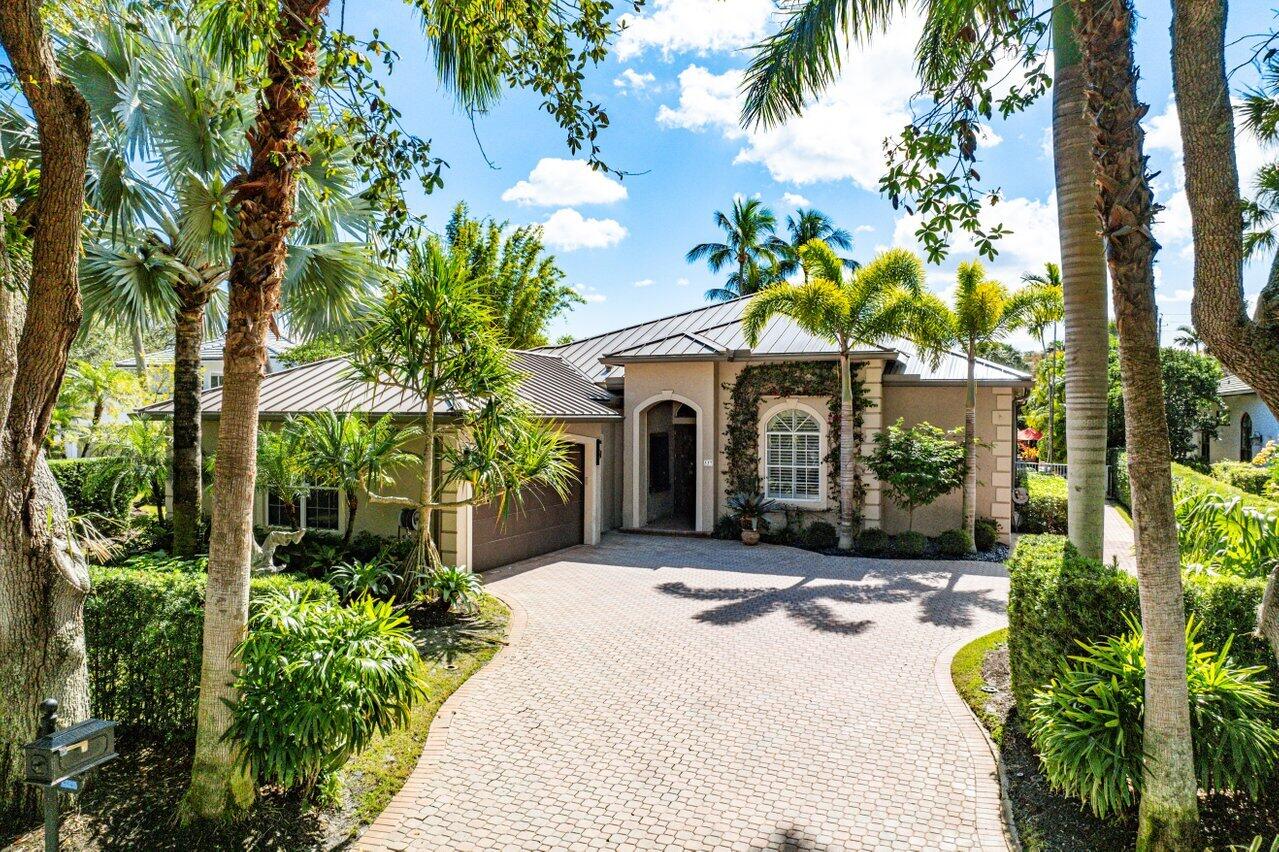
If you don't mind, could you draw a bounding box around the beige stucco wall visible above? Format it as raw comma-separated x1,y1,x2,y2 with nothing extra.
879,384,1015,541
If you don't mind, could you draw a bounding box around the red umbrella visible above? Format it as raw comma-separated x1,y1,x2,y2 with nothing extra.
1017,427,1042,442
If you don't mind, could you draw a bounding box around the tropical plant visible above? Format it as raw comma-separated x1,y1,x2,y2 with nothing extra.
421,564,484,614
84,420,172,521
326,558,399,602
63,361,141,440
445,202,583,348
1020,263,1064,463
946,261,1048,549
1175,324,1203,354
867,419,967,532
686,198,786,302
1175,491,1279,579
1028,617,1279,820
256,425,310,529
725,489,778,532
743,243,951,549
227,589,425,795
778,208,855,280
292,410,420,544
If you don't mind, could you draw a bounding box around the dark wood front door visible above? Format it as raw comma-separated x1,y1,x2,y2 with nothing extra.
671,423,696,524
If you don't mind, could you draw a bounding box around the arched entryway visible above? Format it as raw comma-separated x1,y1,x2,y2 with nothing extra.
1241,412,1254,462
631,394,703,532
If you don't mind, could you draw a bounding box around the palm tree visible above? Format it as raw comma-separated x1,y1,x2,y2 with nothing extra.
1174,324,1203,354
85,420,172,522
256,425,310,529
62,360,140,455
743,242,951,549
686,198,786,301
779,208,857,280
54,16,377,559
1021,264,1065,463
947,262,1046,549
740,0,1111,562
292,410,420,545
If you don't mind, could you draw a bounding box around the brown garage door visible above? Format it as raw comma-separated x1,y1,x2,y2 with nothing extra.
472,443,585,571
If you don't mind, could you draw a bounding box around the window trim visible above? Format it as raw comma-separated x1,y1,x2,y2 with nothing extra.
260,484,345,532
757,399,828,508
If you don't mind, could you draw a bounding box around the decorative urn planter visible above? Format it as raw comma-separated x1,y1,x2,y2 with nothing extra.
740,528,761,546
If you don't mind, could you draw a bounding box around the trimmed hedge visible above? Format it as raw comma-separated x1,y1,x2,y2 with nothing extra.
86,563,336,739
974,517,999,552
1006,535,1275,713
1211,461,1271,496
48,456,132,519
1111,451,1131,509
1019,472,1068,534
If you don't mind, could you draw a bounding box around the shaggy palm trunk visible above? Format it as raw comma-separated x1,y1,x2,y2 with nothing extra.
1171,0,1279,414
1053,5,1110,559
172,287,209,558
837,353,857,550
1077,0,1200,846
962,341,977,551
182,0,327,821
0,2,92,819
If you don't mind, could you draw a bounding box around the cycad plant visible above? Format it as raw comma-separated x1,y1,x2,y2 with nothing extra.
687,198,787,301
743,242,951,549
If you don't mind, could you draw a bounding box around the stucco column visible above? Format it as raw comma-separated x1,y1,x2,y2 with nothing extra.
990,389,1014,544
859,362,885,530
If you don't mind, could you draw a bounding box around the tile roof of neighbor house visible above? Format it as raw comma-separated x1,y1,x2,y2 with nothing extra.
139,351,621,420
538,295,1032,385
116,330,293,368
1219,373,1255,396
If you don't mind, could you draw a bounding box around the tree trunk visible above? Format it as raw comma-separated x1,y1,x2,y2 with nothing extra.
837,353,857,550
1047,324,1057,464
1076,0,1201,846
0,0,93,820
172,287,209,558
962,341,978,551
344,493,358,546
130,325,147,379
1171,0,1279,416
181,0,327,822
1053,5,1111,560
1258,566,1279,666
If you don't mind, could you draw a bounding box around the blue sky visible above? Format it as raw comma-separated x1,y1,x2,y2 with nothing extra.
338,0,1271,348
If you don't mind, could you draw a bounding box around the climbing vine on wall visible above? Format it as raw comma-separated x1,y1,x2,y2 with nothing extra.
722,361,869,504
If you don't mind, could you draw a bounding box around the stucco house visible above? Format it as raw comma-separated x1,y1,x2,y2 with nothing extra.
143,296,1030,570
1204,373,1277,463
120,330,292,389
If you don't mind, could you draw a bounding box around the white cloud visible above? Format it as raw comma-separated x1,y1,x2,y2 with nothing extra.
892,193,1061,272
572,283,607,303
1156,287,1194,305
614,68,657,94
676,277,690,287
976,125,1003,148
655,17,924,189
634,278,655,288
781,192,811,207
616,0,776,60
538,209,628,251
502,158,628,207
855,224,875,234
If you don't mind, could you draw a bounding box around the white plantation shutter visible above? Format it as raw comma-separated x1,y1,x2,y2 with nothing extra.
765,410,821,499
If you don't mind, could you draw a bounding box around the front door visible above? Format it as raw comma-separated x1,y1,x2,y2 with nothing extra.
671,423,697,525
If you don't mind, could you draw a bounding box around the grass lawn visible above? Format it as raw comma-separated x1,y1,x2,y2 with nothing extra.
2,594,510,851
950,627,1008,743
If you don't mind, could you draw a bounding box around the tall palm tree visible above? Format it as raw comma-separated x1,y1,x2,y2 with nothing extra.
948,262,1045,549
293,410,420,545
1174,324,1203,354
1021,263,1065,463
739,0,1111,561
686,198,786,301
743,242,951,549
53,16,377,558
780,208,857,280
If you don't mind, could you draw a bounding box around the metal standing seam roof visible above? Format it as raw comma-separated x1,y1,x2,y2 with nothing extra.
139,350,621,420
1219,373,1254,396
116,331,293,368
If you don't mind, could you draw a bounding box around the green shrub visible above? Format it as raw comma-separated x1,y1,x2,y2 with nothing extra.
855,527,888,555
85,566,335,738
1212,461,1272,496
327,558,399,601
712,514,740,540
974,517,999,552
423,565,483,613
800,520,838,550
1111,451,1131,510
1172,462,1279,514
935,529,972,557
1176,489,1279,578
893,530,927,558
1019,472,1067,534
117,552,208,573
48,457,132,519
1028,618,1278,818
228,590,425,794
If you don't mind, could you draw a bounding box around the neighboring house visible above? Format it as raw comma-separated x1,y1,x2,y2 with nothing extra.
118,331,292,389
1205,374,1278,463
142,296,1031,570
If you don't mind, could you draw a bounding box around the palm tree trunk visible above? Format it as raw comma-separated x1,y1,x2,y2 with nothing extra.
962,340,977,551
1171,0,1279,415
172,287,207,558
837,352,857,550
182,0,327,821
1257,566,1279,666
130,324,147,378
1053,4,1110,560
0,3,92,819
1077,0,1200,845
343,493,357,546
1047,325,1057,464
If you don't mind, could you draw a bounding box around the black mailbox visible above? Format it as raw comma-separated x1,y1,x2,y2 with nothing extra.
24,718,117,787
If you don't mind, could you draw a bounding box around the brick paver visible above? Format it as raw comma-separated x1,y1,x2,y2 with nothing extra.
360,533,1011,851
1104,502,1137,575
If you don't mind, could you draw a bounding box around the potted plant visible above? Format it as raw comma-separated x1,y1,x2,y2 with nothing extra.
726,490,777,546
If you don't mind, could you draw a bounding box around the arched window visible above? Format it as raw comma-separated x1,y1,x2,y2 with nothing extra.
765,409,821,500
1241,413,1254,462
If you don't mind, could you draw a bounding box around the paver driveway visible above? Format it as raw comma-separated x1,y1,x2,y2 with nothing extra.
361,533,1011,851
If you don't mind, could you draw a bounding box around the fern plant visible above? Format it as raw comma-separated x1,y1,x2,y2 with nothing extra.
326,558,398,602
422,565,484,614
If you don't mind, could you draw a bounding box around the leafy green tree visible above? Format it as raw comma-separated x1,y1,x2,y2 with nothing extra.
867,419,967,531
445,202,583,348
292,411,420,544
1021,263,1064,463
85,420,172,521
743,242,951,549
687,198,786,301
1108,347,1224,464
1023,351,1066,462
975,341,1029,373
277,334,351,368
256,425,310,529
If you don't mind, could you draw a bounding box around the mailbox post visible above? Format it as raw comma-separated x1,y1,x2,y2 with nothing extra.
22,699,117,852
